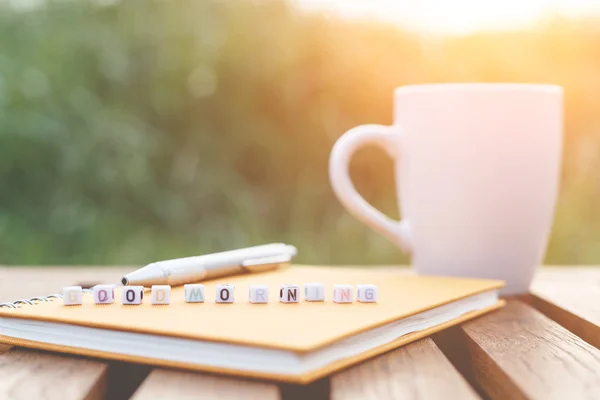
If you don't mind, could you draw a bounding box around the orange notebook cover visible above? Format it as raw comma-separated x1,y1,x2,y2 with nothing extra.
0,266,504,383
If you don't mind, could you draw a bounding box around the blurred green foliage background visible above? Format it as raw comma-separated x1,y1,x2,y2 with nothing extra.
1,0,599,266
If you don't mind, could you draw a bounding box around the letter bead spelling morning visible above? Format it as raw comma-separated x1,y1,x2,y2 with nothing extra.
280,284,300,303
184,284,205,303
304,282,325,302
62,286,83,306
248,285,269,304
151,285,171,305
216,284,235,303
333,284,354,303
122,286,144,305
356,284,378,303
93,285,115,304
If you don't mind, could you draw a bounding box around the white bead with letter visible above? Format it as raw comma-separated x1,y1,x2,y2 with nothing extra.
304,282,325,302
356,284,378,303
184,284,205,303
333,284,354,303
93,285,115,304
122,286,144,305
151,285,171,305
248,285,269,304
279,284,300,303
216,284,235,303
62,286,83,306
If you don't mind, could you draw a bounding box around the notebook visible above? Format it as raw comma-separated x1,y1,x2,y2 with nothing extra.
0,266,504,383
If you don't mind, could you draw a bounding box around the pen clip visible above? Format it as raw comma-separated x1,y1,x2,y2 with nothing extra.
241,254,292,272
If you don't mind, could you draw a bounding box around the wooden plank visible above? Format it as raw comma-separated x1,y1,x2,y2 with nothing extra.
330,338,479,400
434,300,600,400
0,348,108,400
529,267,600,348
131,368,281,400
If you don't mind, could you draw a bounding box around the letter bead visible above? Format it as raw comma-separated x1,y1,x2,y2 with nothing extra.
216,284,235,303
93,285,115,304
151,285,171,305
184,284,205,303
62,286,83,306
248,285,269,304
304,282,325,302
122,286,144,305
280,284,300,303
356,284,378,303
333,284,354,303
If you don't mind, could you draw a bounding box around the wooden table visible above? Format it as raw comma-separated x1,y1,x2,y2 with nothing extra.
1,266,599,400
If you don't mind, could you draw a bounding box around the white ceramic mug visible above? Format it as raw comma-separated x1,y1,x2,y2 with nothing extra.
329,83,563,294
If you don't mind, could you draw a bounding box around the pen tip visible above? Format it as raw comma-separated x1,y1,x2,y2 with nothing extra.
121,277,129,285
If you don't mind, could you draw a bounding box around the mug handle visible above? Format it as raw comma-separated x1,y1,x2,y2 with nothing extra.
329,124,412,254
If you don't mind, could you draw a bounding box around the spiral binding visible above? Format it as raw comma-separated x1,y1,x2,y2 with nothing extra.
0,288,94,309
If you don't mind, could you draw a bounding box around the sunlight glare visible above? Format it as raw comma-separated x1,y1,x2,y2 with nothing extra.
295,0,600,34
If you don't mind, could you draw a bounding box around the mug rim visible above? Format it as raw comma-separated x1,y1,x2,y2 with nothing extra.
395,83,562,96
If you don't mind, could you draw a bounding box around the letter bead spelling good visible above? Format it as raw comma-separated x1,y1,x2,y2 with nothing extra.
248,285,269,304
93,285,115,304
333,284,354,303
122,286,144,305
304,282,325,302
356,284,378,303
62,286,83,306
151,285,171,305
280,284,300,303
184,284,205,303
216,284,235,303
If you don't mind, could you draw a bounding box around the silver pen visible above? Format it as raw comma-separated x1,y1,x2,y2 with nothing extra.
121,243,297,287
